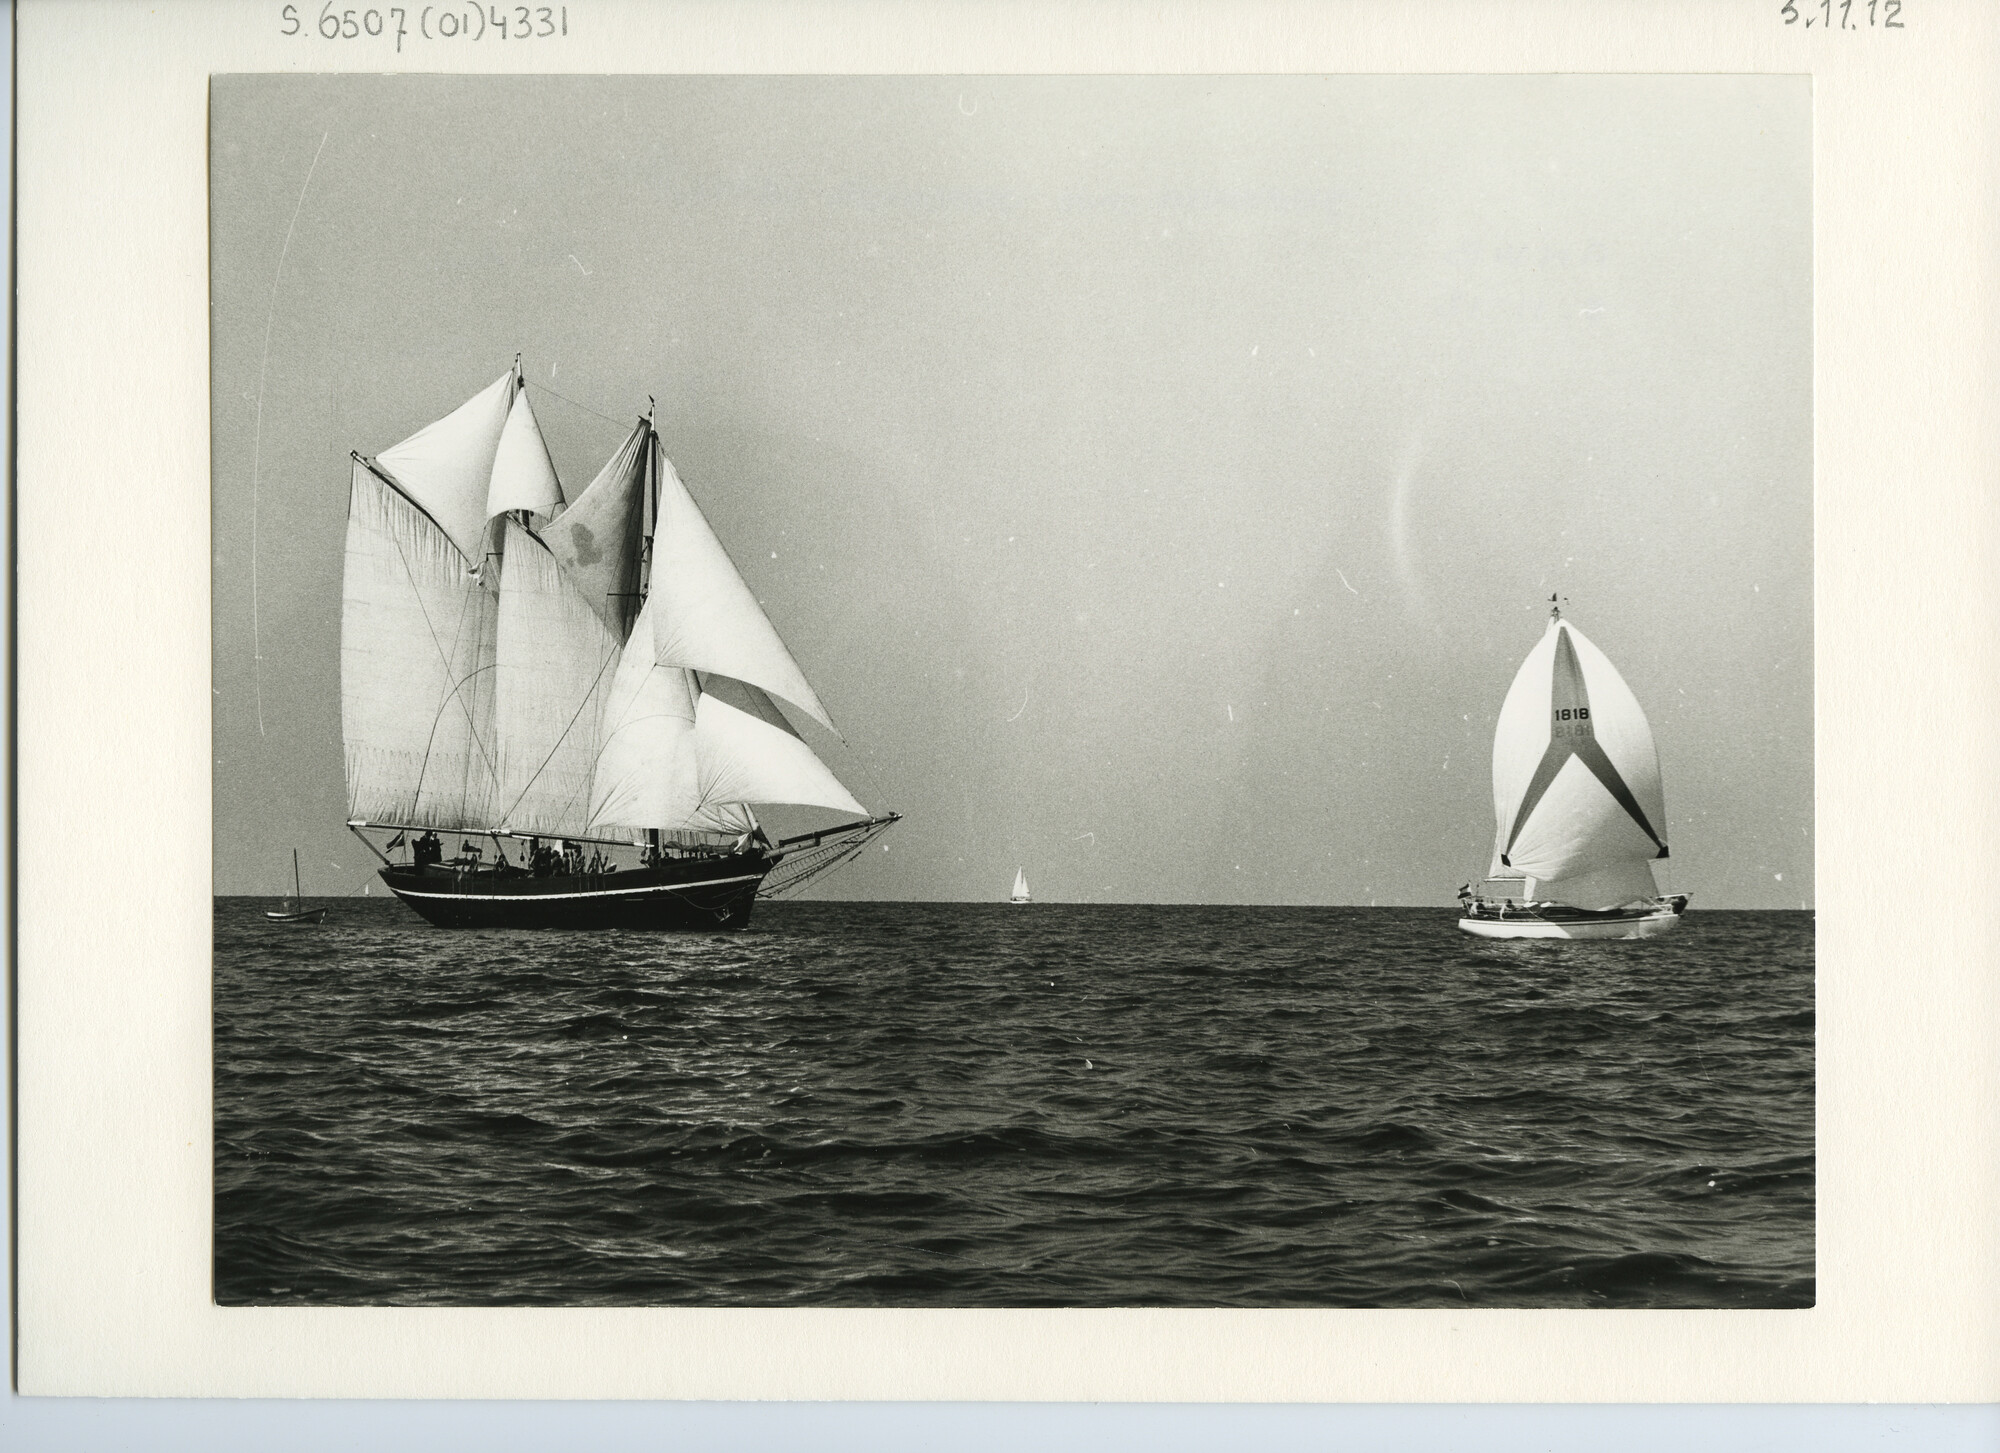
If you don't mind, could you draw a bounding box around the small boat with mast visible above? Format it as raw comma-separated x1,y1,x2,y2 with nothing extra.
1458,599,1689,940
1010,867,1030,904
264,848,327,925
340,361,898,929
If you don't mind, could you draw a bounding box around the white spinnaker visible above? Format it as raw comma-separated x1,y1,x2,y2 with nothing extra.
492,520,621,836
546,421,649,634
341,464,500,828
373,371,515,565
486,385,564,521
1489,618,1668,907
649,442,837,731
693,675,867,818
587,593,704,832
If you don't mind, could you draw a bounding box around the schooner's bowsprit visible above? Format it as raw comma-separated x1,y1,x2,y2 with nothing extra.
340,364,897,929
1457,602,1689,940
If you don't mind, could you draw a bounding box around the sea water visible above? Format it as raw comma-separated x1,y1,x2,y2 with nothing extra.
214,900,1813,1308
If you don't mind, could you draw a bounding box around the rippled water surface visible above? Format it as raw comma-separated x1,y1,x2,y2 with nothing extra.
215,900,1813,1307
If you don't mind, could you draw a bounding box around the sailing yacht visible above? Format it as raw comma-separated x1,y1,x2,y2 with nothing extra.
340,362,897,929
1458,601,1689,940
1010,868,1031,904
264,848,327,925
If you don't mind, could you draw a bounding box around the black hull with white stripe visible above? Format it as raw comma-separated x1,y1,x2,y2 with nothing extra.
380,853,770,930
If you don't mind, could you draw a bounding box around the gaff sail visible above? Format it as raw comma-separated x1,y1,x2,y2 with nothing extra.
1488,616,1669,910
340,462,500,829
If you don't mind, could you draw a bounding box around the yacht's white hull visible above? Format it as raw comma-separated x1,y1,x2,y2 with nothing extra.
1457,901,1686,940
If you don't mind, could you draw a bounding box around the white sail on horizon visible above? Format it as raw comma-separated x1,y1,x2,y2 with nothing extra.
1488,615,1668,909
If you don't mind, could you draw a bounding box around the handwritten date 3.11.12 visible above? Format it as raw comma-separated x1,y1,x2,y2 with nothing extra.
280,5,568,49
1782,0,1904,26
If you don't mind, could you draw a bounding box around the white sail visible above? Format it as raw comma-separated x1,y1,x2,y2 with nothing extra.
692,674,867,818
587,593,704,832
486,385,565,521
373,371,515,565
1489,616,1668,909
1011,868,1030,903
545,421,649,634
491,519,622,836
648,442,837,731
340,463,499,828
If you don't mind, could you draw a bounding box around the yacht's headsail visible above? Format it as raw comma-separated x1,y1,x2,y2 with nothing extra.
1488,615,1668,910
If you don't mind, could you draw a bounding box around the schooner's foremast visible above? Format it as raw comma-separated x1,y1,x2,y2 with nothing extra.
340,362,897,928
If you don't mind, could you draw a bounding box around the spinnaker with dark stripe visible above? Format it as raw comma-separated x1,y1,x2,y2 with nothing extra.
1461,603,1685,933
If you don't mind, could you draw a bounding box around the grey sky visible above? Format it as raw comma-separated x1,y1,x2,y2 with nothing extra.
211,74,1811,906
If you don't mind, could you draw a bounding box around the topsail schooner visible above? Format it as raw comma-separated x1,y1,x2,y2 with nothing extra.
341,363,898,929
1457,601,1689,940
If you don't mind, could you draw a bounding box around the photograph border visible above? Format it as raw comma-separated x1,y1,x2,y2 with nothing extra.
15,0,1999,1404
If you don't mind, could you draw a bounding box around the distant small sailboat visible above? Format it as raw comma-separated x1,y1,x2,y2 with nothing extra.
265,849,328,925
1458,600,1690,940
1010,867,1031,904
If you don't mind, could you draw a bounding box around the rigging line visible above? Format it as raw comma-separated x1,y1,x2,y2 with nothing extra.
250,129,330,738
523,378,630,430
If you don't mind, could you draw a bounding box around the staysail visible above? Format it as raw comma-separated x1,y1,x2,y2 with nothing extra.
645,443,837,731
1489,615,1668,910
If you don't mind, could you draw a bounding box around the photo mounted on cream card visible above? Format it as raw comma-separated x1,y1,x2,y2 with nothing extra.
211,74,1811,1310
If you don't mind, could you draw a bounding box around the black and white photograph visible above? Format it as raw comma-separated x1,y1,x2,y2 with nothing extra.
209,73,1813,1310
